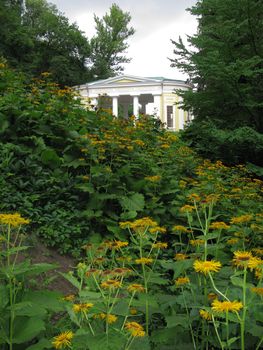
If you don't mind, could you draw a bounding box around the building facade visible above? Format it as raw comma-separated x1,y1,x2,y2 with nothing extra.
76,75,192,130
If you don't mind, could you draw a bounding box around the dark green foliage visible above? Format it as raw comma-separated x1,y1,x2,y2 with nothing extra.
170,0,263,166
182,119,263,165
0,1,135,85
0,0,90,86
0,63,199,254
89,3,135,79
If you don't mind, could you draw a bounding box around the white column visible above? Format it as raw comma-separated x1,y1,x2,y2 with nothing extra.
153,95,162,118
173,105,176,130
133,95,139,117
178,97,184,130
92,97,98,110
112,96,118,117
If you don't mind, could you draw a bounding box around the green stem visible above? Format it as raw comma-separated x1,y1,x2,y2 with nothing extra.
208,273,230,301
201,277,208,350
256,335,263,350
142,263,149,335
92,274,105,298
194,201,204,231
226,311,230,349
121,292,136,330
182,288,197,350
124,334,134,350
7,223,14,350
240,268,247,350
84,313,95,335
212,315,225,350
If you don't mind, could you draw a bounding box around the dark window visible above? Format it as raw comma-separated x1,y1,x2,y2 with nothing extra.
166,105,173,128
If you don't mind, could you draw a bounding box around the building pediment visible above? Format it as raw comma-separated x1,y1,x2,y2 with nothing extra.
88,75,160,87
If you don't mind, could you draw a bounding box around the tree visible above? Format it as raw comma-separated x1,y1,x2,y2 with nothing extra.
0,0,90,86
89,3,135,80
23,0,91,86
170,0,263,166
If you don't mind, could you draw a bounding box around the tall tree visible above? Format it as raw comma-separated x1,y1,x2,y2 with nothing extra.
0,0,90,86
89,3,135,80
23,0,90,86
170,0,263,166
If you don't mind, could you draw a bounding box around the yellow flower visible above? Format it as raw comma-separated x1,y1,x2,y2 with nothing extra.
199,309,212,321
52,331,74,349
180,205,195,213
173,225,189,233
135,257,153,265
152,242,168,249
210,222,230,230
119,217,159,234
190,239,205,246
174,253,188,261
107,240,129,250
211,300,243,313
144,175,162,182
127,283,145,293
73,303,93,313
255,268,263,280
130,307,138,315
188,193,201,202
125,322,145,337
232,251,253,268
247,256,263,271
251,287,263,296
160,143,170,149
101,279,122,289
112,267,132,276
208,293,218,301
0,213,30,227
149,226,167,234
204,194,220,204
252,248,263,256
134,139,145,147
175,277,190,286
226,238,239,245
94,313,117,324
62,294,75,302
230,215,253,224
193,260,222,275
41,71,51,77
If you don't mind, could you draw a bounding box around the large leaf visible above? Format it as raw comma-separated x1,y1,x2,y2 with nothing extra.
73,329,126,350
13,317,46,344
119,193,145,212
165,314,189,328
26,338,52,350
41,149,61,168
23,290,63,312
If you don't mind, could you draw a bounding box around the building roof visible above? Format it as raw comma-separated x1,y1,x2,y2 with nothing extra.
85,74,189,89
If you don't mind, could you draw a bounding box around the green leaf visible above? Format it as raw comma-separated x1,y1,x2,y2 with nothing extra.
0,285,8,309
26,338,52,350
231,276,254,288
119,193,145,212
41,149,61,168
60,272,81,290
165,314,188,328
13,317,46,344
23,290,63,312
73,330,126,350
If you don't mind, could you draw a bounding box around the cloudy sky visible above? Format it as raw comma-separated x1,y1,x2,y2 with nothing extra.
50,0,198,80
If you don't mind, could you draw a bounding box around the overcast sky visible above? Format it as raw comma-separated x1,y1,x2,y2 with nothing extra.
50,0,198,80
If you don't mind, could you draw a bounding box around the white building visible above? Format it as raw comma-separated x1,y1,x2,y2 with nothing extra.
76,74,192,130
